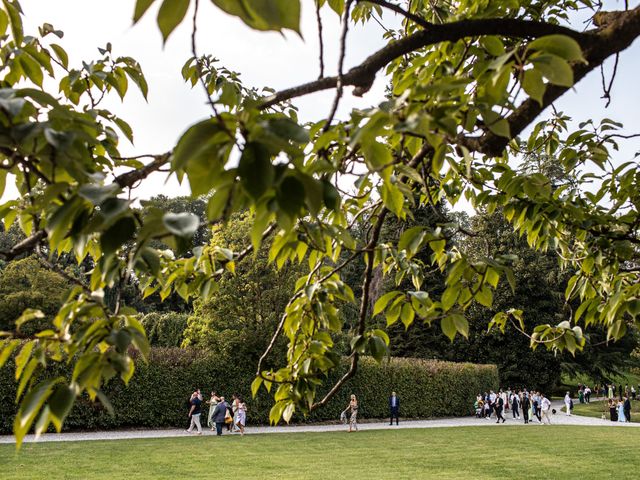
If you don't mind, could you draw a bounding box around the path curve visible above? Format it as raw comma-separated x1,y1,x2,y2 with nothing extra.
1,400,637,445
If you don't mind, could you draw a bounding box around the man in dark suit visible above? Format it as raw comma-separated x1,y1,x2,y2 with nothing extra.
624,395,632,422
389,391,400,426
495,395,506,423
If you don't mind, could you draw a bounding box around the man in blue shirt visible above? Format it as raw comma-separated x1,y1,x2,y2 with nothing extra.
389,391,400,426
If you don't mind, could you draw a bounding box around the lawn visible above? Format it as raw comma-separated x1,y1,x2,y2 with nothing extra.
572,399,640,423
1,426,640,479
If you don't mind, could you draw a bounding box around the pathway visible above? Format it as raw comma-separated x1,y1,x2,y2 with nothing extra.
1,400,637,445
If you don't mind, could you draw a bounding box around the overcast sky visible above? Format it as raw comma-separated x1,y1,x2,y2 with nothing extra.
7,1,640,204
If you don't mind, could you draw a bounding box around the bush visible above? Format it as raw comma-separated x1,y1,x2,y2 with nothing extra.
141,312,189,347
0,348,498,434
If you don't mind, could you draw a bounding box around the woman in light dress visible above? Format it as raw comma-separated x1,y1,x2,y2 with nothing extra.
617,400,627,423
345,394,358,432
235,397,247,435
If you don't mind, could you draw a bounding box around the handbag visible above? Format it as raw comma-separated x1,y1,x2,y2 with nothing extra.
224,410,233,424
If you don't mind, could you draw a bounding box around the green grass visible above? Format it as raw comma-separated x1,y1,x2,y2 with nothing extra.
1,426,640,479
572,399,640,422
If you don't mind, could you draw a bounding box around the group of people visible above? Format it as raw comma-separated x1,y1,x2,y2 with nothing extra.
339,392,402,432
474,389,553,424
587,383,638,402
186,389,247,436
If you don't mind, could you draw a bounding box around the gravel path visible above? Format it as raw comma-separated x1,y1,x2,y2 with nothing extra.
1,400,637,445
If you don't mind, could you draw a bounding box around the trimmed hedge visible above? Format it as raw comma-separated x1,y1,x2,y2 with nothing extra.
0,348,498,434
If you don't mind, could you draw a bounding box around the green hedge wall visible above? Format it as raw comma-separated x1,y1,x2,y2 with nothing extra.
0,348,498,434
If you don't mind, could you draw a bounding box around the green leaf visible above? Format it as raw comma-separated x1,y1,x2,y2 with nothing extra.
527,35,585,62
480,36,505,56
15,308,45,329
373,291,402,316
322,179,340,211
440,316,457,341
522,69,545,106
18,54,44,87
134,0,157,22
48,384,76,431
163,212,199,238
475,286,493,308
451,313,469,338
14,378,62,448
486,118,510,138
362,141,392,171
441,286,458,311
211,0,301,34
400,303,415,329
157,0,190,43
238,142,274,200
276,175,305,218
368,335,387,362
530,54,573,87
101,216,137,257
50,44,69,69
0,339,20,368
3,0,23,45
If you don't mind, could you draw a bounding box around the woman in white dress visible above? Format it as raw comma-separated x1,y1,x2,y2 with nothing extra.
207,391,220,431
236,397,247,435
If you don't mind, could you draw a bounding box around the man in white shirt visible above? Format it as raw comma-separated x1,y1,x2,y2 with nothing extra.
541,394,552,424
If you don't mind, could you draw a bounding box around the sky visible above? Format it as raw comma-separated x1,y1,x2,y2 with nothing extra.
6,0,640,205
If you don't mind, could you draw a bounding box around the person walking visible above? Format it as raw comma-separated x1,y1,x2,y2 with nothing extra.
186,390,203,435
511,391,520,419
230,394,240,432
540,394,552,425
522,392,530,424
617,399,626,423
532,392,541,423
495,394,506,423
210,396,229,436
389,391,400,426
346,394,359,432
235,397,247,435
631,385,636,401
564,391,572,416
624,395,631,422
584,386,591,404
207,391,220,431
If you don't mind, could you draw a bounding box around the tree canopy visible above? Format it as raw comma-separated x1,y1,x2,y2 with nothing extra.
0,0,639,444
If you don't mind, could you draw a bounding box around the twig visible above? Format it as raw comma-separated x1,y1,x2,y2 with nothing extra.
357,0,432,29
323,0,355,133
316,0,325,79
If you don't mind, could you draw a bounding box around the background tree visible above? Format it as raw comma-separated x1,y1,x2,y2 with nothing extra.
0,0,639,443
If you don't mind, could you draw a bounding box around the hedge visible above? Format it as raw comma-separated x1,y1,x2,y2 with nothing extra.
0,348,498,434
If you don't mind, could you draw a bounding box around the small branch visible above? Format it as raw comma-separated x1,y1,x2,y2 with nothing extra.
315,0,325,79
323,0,355,132
114,152,171,189
0,230,47,261
358,0,432,29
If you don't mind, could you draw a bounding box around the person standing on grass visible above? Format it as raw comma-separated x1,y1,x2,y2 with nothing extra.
211,396,229,436
346,394,359,432
608,384,614,400
495,393,506,423
585,385,591,404
564,391,572,416
632,386,636,401
532,391,541,423
186,390,203,435
236,397,247,435
624,395,631,422
617,399,626,423
540,394,552,425
207,391,220,431
511,391,520,419
389,391,400,426
522,391,531,424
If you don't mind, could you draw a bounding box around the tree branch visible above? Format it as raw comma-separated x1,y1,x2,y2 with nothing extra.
260,17,591,109
358,0,432,29
459,6,640,157
114,152,172,189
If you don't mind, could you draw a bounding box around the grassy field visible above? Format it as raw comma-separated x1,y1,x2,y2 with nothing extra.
572,399,640,423
1,426,640,479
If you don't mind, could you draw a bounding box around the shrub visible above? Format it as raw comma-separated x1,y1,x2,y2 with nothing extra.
141,312,189,347
0,348,498,434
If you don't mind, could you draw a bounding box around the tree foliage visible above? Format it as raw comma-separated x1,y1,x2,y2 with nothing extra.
1,0,640,443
